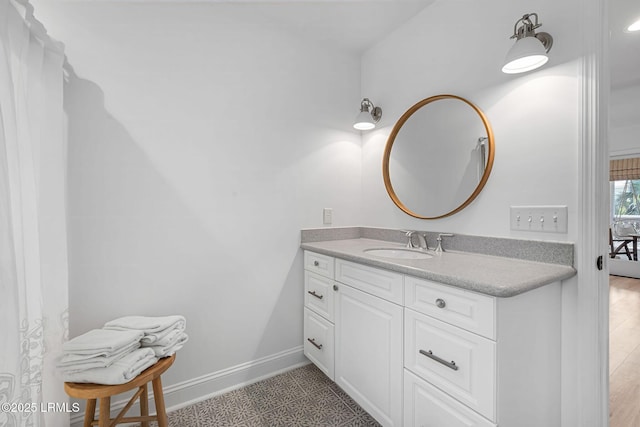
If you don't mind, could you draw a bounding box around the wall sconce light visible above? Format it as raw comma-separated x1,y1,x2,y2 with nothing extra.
353,98,382,130
502,13,553,74
627,17,640,32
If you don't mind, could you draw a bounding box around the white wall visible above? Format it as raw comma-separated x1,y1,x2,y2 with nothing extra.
31,0,600,423
359,0,584,424
361,0,580,241
32,1,362,397
610,84,640,156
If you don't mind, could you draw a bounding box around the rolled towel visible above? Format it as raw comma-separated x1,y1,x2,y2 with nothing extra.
62,348,158,384
62,329,144,356
104,315,185,339
148,332,188,358
57,341,140,372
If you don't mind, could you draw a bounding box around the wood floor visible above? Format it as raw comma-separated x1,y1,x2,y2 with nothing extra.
609,274,640,426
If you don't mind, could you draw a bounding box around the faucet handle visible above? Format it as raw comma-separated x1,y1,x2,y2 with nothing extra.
435,233,454,254
405,230,416,248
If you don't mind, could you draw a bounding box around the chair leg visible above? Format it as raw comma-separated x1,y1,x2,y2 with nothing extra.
84,399,96,427
98,397,110,427
152,376,168,427
141,383,149,427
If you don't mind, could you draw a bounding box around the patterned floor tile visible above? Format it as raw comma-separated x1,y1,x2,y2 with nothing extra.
289,364,334,393
136,363,380,427
168,406,199,427
243,372,308,413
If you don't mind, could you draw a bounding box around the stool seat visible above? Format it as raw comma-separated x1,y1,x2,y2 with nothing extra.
65,354,175,427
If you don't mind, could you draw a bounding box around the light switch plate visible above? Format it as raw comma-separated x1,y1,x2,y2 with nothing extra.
510,205,568,233
323,208,333,225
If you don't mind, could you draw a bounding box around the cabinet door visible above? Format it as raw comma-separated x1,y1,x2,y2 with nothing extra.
335,284,403,427
404,370,496,427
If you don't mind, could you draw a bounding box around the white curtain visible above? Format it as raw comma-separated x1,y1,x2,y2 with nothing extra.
0,1,68,426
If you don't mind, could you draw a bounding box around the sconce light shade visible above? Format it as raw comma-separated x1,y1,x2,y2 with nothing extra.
353,98,382,130
502,13,553,74
627,18,640,32
502,36,549,74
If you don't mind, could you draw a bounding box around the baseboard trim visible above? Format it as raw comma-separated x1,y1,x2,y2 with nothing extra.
70,346,307,426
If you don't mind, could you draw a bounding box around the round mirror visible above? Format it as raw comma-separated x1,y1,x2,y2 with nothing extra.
383,94,494,219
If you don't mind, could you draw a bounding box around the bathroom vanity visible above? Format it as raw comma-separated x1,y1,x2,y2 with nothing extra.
301,232,576,427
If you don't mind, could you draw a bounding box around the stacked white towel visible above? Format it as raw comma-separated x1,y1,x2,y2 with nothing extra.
57,316,187,385
104,315,188,358
62,348,158,385
57,329,158,384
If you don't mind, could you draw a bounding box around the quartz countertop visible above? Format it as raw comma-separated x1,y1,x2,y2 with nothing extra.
301,238,576,298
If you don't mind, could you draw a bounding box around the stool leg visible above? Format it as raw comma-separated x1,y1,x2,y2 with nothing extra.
152,376,168,427
84,399,96,427
140,384,149,427
98,397,110,427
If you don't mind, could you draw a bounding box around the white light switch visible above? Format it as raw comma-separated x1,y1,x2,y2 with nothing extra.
510,205,568,233
323,208,333,225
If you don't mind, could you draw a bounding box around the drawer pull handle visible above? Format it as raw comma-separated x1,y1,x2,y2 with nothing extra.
419,349,459,371
307,290,324,300
313,261,320,266
435,298,446,308
307,338,323,350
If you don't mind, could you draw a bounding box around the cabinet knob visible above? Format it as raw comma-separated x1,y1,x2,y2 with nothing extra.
313,261,320,266
435,298,446,308
333,284,339,291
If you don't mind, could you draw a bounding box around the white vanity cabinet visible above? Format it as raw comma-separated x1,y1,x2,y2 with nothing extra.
303,252,403,427
334,260,403,427
303,252,336,379
303,250,562,427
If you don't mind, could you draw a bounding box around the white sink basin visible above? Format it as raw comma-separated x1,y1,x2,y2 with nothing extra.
364,248,433,260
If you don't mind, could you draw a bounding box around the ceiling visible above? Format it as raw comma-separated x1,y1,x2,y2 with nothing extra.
32,0,638,86
228,0,435,53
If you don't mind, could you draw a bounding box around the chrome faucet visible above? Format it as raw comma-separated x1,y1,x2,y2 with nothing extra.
405,230,416,248
405,231,428,250
434,233,454,254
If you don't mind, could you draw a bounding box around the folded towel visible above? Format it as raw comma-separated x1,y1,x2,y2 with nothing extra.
62,348,158,384
57,341,141,372
62,329,144,356
148,332,188,358
142,328,182,348
104,315,186,336
140,323,185,346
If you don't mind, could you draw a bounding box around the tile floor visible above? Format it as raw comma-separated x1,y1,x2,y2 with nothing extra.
609,274,640,427
146,363,381,426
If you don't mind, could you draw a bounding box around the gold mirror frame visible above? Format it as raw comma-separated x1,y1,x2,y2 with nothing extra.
382,94,495,219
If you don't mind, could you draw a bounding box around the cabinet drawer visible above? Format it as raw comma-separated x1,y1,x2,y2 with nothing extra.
404,370,496,427
303,308,334,380
405,309,496,421
305,271,335,321
304,251,334,279
335,259,403,305
405,276,495,339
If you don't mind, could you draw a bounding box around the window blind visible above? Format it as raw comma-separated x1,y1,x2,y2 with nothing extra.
610,158,640,181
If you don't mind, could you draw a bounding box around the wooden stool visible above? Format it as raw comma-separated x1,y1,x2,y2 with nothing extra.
64,354,175,427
